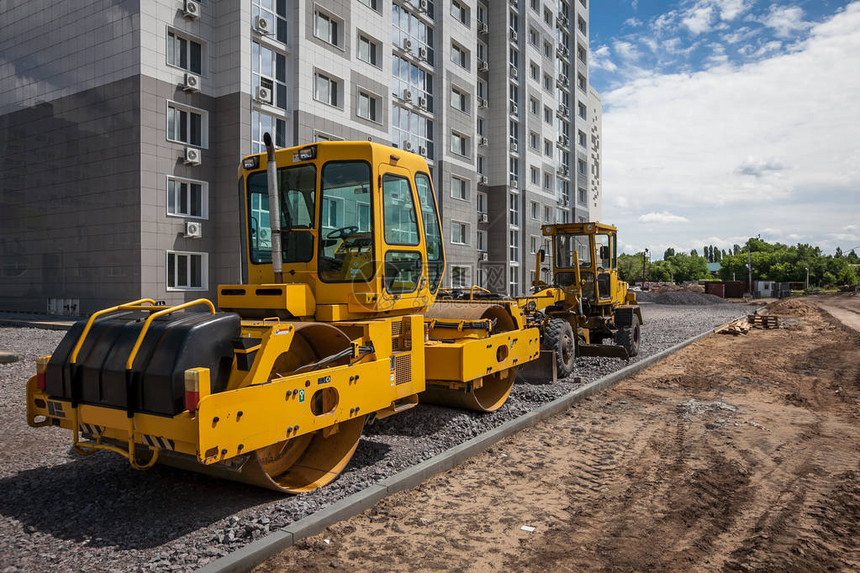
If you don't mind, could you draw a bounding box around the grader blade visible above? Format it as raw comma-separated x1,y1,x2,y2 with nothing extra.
578,343,630,359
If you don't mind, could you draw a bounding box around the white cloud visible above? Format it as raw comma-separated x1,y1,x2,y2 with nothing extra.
638,211,691,224
602,3,860,255
713,0,751,21
591,46,618,72
614,40,642,62
762,5,811,38
683,5,715,34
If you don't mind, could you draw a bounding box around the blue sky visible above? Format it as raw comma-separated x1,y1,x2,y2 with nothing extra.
586,0,860,257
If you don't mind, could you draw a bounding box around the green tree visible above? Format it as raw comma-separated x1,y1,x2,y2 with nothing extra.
648,260,673,282
666,252,709,283
663,247,675,260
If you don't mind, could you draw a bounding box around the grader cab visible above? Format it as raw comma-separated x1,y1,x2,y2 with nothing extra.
26,141,540,493
521,222,642,378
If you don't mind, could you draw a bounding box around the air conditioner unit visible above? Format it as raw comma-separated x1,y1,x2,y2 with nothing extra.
418,46,428,60
254,15,271,34
479,211,488,222
509,0,517,6
561,166,570,176
562,45,570,58
509,65,518,79
478,97,488,108
478,60,488,72
479,252,488,261
478,175,488,185
183,73,200,92
479,137,488,146
510,141,518,153
418,145,427,156
184,147,201,165
418,96,427,109
402,37,413,51
509,29,518,42
563,135,570,146
510,177,519,189
478,21,488,34
418,0,429,13
402,88,413,101
183,0,200,19
255,85,272,104
558,74,568,85
557,134,566,145
184,220,203,238
510,102,518,115
403,140,414,152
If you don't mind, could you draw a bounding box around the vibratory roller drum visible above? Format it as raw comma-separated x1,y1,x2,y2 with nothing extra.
161,323,366,494
421,303,519,412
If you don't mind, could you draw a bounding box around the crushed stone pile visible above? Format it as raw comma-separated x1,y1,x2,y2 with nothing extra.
765,298,814,317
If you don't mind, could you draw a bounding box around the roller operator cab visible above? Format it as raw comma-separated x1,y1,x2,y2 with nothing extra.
220,141,446,321
26,141,541,494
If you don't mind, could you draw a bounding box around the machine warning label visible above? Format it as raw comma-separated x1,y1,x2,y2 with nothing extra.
317,375,331,385
298,390,305,403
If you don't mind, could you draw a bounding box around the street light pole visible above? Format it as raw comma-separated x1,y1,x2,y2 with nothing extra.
805,267,809,290
642,248,649,285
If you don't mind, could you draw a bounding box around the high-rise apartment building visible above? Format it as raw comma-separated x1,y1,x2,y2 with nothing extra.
0,0,600,314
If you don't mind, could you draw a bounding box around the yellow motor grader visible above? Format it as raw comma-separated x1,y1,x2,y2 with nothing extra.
519,222,642,378
26,139,540,493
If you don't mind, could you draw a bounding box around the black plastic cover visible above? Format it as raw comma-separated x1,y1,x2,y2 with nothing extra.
46,310,240,416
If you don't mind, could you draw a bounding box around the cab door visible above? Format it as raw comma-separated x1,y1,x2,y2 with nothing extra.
377,164,427,308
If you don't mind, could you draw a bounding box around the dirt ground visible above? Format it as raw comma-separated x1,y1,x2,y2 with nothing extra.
256,294,860,572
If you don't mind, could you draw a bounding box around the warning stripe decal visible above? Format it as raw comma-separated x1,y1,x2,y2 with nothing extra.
79,423,104,437
142,434,175,451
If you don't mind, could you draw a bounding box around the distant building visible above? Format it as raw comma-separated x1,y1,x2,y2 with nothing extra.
0,0,602,314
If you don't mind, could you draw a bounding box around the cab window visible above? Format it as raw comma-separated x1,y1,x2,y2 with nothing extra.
382,174,420,246
554,234,591,268
247,164,316,264
415,173,444,293
318,161,374,282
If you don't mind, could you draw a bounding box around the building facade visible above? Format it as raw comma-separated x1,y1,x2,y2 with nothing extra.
0,0,600,314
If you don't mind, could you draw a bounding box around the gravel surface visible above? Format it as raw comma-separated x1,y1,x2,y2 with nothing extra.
0,303,750,572
634,291,730,305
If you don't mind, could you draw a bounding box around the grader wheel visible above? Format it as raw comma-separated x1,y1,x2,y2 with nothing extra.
422,303,519,413
615,314,641,357
543,318,576,379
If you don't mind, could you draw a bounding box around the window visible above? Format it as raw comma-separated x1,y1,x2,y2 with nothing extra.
543,73,553,91
451,42,469,68
451,266,471,288
314,11,340,47
529,131,539,149
357,90,379,122
578,16,587,34
544,106,553,124
544,172,552,190
251,110,286,153
531,235,540,254
578,159,587,174
530,166,539,185
358,34,380,66
544,205,552,222
578,43,587,63
252,41,288,110
451,0,468,24
530,201,539,219
578,187,587,204
451,221,469,245
577,73,587,91
451,132,468,156
529,28,538,46
314,72,339,106
510,230,520,263
252,0,288,43
530,62,539,80
167,31,202,74
530,0,539,11
167,102,206,147
578,101,587,119
544,139,553,156
359,0,379,10
544,8,552,25
477,192,487,213
167,251,207,290
530,97,539,115
451,176,469,201
167,177,207,219
451,86,468,112
477,230,487,251
578,130,587,147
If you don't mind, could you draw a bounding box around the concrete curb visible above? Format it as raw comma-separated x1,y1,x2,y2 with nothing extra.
0,318,74,331
198,326,718,573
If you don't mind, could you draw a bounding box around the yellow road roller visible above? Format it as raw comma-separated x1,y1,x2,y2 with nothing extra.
26,139,541,493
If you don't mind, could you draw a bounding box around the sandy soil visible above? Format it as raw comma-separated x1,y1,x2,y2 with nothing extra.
255,294,860,572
